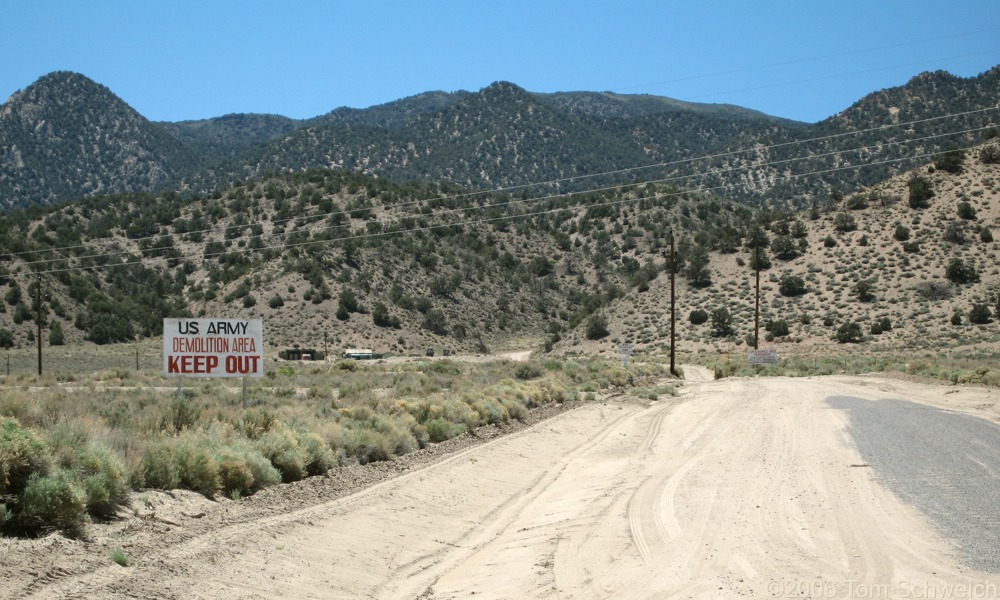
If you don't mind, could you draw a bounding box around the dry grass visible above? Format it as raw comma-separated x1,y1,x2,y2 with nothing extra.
0,354,670,537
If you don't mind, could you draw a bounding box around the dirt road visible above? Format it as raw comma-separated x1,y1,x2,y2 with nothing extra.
7,373,1000,599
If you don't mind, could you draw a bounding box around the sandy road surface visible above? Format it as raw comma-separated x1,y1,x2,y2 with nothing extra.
8,373,1000,599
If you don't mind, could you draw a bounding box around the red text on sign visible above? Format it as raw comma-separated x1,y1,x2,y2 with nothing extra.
167,355,219,374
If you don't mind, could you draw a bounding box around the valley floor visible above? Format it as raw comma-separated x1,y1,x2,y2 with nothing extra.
4,370,999,599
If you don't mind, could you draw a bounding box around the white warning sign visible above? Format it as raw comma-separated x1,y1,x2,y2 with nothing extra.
163,318,264,378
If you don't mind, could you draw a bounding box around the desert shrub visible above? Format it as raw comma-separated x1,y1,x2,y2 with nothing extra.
710,307,733,337
404,400,441,425
424,418,466,443
951,311,964,326
174,440,220,496
371,301,394,327
907,176,934,209
240,447,282,491
689,309,709,325
514,363,543,380
160,397,200,433
823,235,837,248
498,397,527,421
17,470,87,537
255,428,307,482
980,227,993,243
140,442,180,490
902,240,920,253
49,321,65,346
778,274,806,297
342,428,392,464
845,194,868,210
215,448,254,496
0,502,10,529
957,202,977,220
422,309,448,335
979,144,1000,164
367,414,420,456
109,547,133,567
205,433,281,494
969,304,993,325
74,443,128,518
295,431,335,476
836,322,863,343
236,409,276,440
440,398,480,431
1,417,52,498
767,319,790,338
343,405,373,421
853,280,876,302
833,212,857,232
469,397,508,425
408,421,430,449
894,224,910,241
945,258,979,285
585,315,609,340
934,148,966,174
943,222,969,245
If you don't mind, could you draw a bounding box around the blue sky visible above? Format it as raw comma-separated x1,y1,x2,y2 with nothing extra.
2,1,998,124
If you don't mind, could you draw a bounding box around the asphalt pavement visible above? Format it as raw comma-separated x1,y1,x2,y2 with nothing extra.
828,395,1000,573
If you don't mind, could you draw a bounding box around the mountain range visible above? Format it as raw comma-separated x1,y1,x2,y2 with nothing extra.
0,134,997,358
2,67,998,211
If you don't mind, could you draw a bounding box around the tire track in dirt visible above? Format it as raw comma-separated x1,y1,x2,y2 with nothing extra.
10,375,999,599
376,403,645,599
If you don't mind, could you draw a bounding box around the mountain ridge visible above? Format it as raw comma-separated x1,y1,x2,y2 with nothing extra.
2,67,998,211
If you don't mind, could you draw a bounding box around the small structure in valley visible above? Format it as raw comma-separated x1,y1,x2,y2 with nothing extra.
342,348,374,360
278,348,325,361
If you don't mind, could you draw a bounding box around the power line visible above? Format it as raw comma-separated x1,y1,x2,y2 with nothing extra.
678,49,1000,106
19,120,996,270
611,27,1000,94
7,103,998,263
14,120,999,269
25,136,994,278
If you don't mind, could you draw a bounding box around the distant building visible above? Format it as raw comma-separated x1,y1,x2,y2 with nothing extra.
342,348,374,360
278,348,325,361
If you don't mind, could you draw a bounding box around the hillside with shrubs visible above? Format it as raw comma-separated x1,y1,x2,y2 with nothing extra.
583,141,1000,358
1,137,999,359
1,134,999,538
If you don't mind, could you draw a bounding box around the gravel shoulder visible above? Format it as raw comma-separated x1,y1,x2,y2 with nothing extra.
3,373,999,599
828,394,1000,573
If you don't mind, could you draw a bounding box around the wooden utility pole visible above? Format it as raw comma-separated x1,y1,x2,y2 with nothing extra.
35,275,42,376
753,245,760,350
669,231,677,377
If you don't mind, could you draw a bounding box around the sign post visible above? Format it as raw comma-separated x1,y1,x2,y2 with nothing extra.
163,318,265,407
618,342,634,367
747,348,778,365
